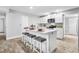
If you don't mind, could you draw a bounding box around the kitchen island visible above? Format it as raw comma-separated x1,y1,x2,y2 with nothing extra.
23,28,57,53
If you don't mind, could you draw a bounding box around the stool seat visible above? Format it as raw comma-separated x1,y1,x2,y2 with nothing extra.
27,34,31,36
30,35,36,38
35,37,46,42
22,32,29,35
27,34,36,38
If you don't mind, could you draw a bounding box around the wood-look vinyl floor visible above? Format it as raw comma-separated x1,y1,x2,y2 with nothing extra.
0,35,78,53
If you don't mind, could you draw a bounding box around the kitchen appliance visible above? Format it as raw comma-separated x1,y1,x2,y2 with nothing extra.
48,18,55,23
48,25,56,29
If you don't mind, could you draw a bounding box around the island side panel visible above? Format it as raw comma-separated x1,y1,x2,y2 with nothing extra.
48,31,57,52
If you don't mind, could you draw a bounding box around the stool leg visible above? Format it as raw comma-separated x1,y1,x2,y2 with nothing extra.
33,40,35,52
22,35,24,42
24,39,25,44
33,40,34,52
40,43,42,53
31,39,33,50
30,38,32,49
25,36,29,47
22,35,25,45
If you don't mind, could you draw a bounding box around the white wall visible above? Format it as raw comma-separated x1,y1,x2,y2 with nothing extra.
64,17,69,34
6,13,22,39
6,12,40,40
64,14,78,35
28,15,41,26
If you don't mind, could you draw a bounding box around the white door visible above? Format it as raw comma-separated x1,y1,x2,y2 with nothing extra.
22,16,28,32
69,17,78,35
0,19,3,32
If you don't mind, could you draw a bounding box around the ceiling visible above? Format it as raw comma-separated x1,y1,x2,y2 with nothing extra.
0,6,78,16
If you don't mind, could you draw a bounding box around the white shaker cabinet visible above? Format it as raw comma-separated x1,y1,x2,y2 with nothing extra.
40,17,46,23
48,14,63,23
55,14,63,23
42,16,47,23
40,15,51,23
50,14,56,18
56,28,64,39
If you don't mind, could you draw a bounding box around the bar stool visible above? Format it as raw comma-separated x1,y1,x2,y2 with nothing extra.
24,33,31,47
26,34,32,44
32,36,40,52
34,37,46,53
29,34,36,49
26,34,36,49
22,32,29,45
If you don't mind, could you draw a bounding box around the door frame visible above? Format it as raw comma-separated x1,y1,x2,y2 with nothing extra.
64,14,78,36
0,19,4,33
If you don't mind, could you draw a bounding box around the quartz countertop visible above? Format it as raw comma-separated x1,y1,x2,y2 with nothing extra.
24,28,57,34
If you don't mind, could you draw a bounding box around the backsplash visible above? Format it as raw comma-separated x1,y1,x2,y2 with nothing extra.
37,22,63,28
56,23,63,28
38,23,56,27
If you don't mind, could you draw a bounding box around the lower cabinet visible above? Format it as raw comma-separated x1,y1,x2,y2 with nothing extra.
56,28,64,39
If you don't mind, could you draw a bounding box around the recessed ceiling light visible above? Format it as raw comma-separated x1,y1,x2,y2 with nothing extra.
29,6,33,9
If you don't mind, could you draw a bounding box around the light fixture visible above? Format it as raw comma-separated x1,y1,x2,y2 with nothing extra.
47,15,50,17
29,6,33,9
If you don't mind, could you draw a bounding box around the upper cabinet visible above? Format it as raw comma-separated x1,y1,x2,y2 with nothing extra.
40,14,63,23
50,14,56,18
40,15,51,23
55,14,63,23
42,16,47,23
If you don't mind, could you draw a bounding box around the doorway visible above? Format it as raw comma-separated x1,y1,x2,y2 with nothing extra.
64,14,78,36
0,19,4,33
0,13,6,40
61,14,79,52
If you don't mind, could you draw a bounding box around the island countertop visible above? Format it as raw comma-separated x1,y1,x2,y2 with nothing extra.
24,28,57,34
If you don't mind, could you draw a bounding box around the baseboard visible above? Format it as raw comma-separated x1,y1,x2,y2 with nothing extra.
0,32,4,33
6,35,22,40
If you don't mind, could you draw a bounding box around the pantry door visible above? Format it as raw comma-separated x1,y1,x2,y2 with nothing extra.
0,19,3,32
69,16,78,35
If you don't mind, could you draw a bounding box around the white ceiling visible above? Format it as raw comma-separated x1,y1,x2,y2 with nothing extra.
0,6,78,16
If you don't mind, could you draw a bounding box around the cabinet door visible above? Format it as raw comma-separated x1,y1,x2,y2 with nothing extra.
42,17,47,23
50,14,56,18
41,15,51,23
41,16,47,23
69,17,78,35
55,14,63,23
57,28,64,39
